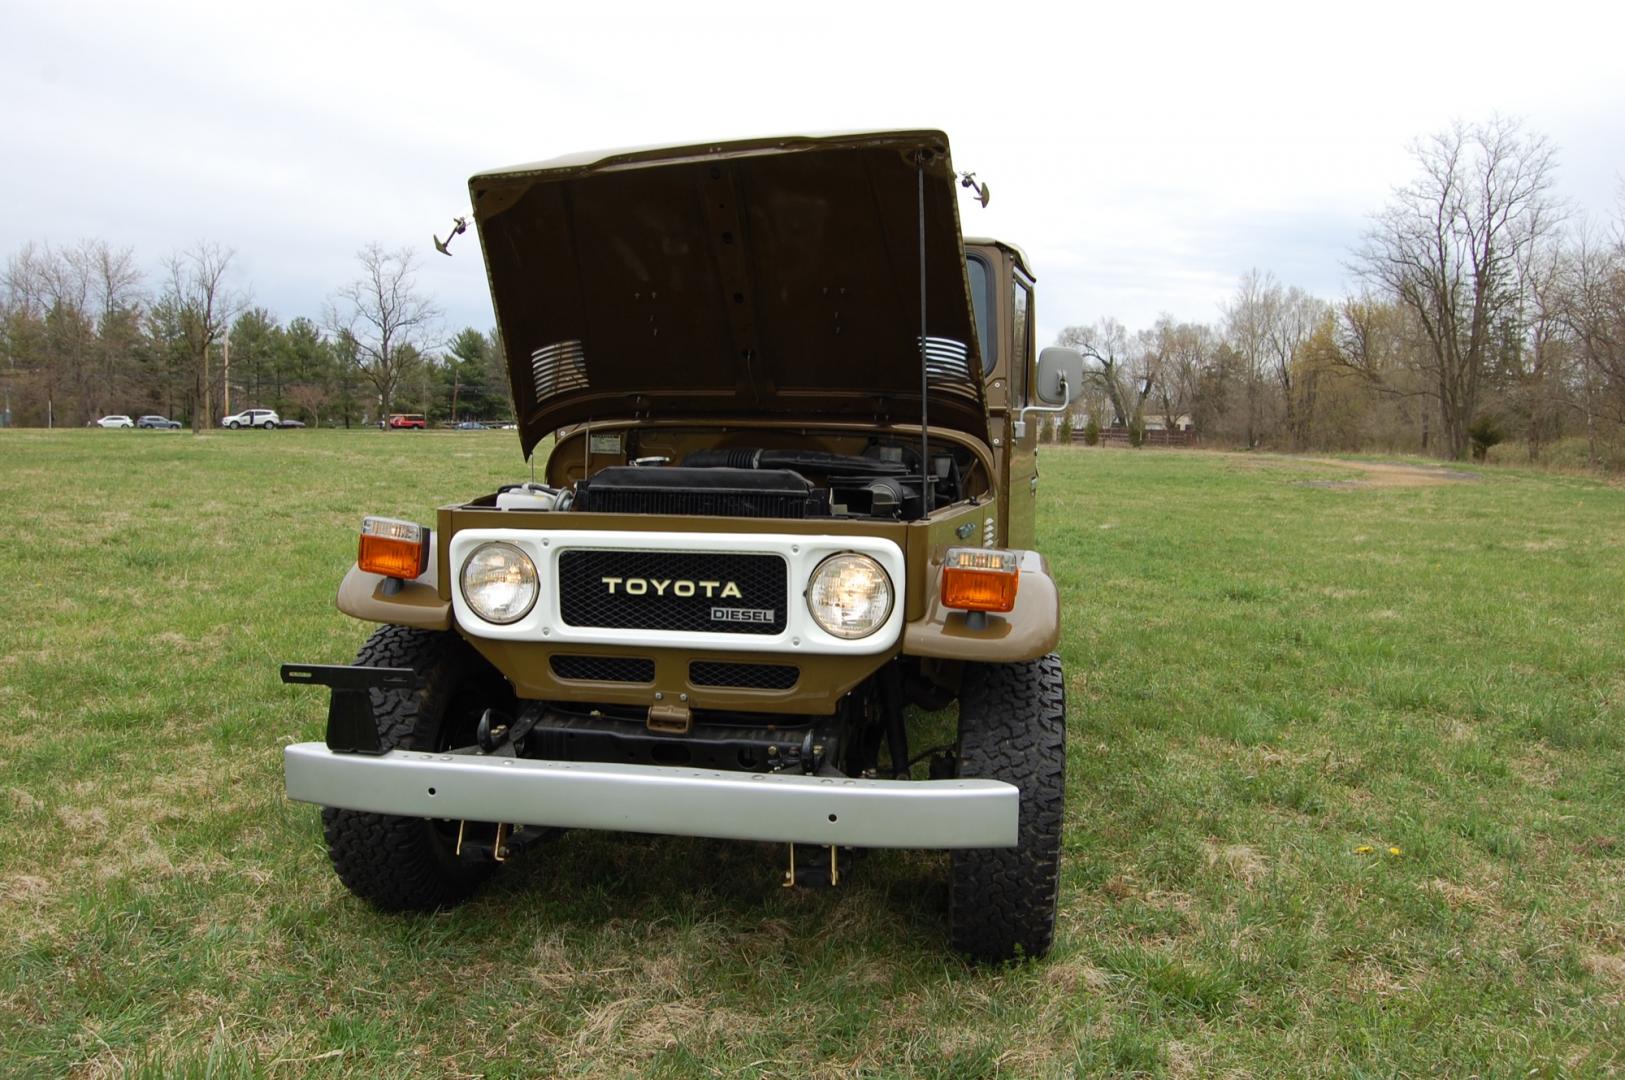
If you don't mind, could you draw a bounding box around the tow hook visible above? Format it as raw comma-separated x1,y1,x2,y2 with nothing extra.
782,843,847,888
647,702,693,734
476,708,535,756
454,819,514,861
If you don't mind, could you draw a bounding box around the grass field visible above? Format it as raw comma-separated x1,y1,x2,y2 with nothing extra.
1,430,1623,1078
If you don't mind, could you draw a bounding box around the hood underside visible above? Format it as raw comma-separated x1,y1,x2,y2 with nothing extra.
469,130,988,459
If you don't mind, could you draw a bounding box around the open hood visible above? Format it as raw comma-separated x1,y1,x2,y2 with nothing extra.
469,130,988,459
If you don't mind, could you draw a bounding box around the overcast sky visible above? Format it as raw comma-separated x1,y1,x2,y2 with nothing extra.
3,0,1621,347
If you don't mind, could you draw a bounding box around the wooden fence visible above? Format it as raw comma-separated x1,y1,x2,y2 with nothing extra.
1070,428,1198,448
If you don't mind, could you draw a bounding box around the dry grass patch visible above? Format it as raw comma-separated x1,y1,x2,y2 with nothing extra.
1205,843,1269,888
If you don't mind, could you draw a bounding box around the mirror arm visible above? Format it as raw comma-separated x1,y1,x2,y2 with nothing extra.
1015,374,1075,420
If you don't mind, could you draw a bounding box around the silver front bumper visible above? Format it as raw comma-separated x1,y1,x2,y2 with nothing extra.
284,742,1018,848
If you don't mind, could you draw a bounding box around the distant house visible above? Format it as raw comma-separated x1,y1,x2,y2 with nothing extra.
1143,414,1194,432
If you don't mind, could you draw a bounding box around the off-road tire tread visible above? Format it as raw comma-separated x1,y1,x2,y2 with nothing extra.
949,653,1066,963
320,625,494,911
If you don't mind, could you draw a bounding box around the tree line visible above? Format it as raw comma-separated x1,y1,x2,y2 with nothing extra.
7,118,1622,465
0,242,513,430
1054,118,1625,466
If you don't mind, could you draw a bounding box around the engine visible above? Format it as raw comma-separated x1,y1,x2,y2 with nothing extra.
493,443,970,521
567,447,964,522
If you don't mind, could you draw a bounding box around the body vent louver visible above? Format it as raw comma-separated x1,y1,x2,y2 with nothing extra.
532,340,588,399
918,337,971,382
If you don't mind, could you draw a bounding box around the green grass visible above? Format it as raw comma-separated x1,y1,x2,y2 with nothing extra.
1,431,1623,1077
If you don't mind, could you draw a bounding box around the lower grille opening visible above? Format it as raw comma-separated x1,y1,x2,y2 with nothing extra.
551,655,655,683
689,661,799,691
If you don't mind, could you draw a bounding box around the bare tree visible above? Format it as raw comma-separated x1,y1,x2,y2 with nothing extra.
159,242,239,431
3,244,62,424
1147,316,1213,433
1335,293,1410,379
0,241,143,425
326,244,440,419
1223,269,1278,448
1560,224,1625,463
1355,118,1560,459
1056,317,1147,426
72,241,144,416
286,382,331,429
1511,242,1573,461
1265,286,1331,449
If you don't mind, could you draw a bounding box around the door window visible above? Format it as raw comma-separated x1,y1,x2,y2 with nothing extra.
1011,277,1032,406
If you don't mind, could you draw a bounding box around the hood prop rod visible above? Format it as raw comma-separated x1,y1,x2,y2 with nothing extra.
916,154,933,510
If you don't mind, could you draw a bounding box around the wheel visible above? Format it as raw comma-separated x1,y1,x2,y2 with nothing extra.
227,420,240,429
949,653,1067,963
262,419,276,429
320,624,515,911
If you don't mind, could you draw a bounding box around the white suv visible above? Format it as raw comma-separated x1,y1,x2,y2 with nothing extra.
221,409,280,430
95,415,134,428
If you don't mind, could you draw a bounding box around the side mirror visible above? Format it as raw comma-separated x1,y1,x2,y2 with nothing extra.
1034,347,1085,406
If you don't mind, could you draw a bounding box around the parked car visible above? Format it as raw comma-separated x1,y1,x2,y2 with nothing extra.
452,420,488,430
221,409,280,429
383,413,428,429
94,415,134,428
278,419,307,429
136,415,182,429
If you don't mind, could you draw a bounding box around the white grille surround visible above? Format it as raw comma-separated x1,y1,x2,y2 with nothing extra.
448,529,907,656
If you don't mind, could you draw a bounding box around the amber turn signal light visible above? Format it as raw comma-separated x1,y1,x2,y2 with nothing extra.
940,547,1020,613
357,516,430,580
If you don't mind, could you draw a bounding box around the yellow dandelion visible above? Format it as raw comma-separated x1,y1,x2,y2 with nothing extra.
1354,845,1374,854
1387,846,1403,856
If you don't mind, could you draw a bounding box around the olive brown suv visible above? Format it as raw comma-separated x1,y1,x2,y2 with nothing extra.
281,131,1084,962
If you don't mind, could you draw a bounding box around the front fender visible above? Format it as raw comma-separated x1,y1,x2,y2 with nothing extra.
335,561,451,630
901,549,1060,662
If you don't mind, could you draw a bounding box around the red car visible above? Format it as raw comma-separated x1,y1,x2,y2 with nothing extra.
383,414,427,429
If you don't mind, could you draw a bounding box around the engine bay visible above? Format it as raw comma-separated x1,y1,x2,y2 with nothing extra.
484,427,988,523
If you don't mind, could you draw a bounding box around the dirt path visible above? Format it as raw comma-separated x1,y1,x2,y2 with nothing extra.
1298,458,1480,488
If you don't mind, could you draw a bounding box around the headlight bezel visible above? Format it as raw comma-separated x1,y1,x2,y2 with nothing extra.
804,551,895,641
459,541,540,625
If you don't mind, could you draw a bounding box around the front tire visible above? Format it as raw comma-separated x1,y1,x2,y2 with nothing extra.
949,653,1067,962
321,625,513,911
227,420,240,429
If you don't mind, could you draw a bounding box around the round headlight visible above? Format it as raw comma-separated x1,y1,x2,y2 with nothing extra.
806,553,893,640
460,542,538,624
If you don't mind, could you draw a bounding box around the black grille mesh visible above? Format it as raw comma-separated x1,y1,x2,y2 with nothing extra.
558,550,788,635
689,661,799,690
550,655,655,683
